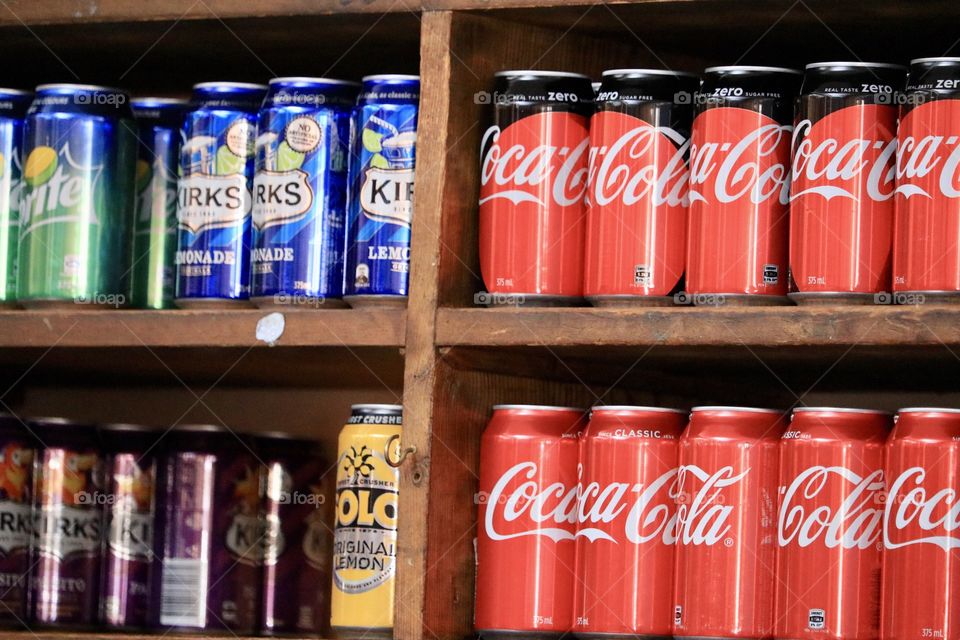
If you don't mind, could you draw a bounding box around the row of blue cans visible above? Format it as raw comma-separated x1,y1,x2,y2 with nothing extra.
151,74,419,308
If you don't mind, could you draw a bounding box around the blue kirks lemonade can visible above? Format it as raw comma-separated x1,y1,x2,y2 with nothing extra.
175,82,266,307
344,75,419,307
251,77,358,308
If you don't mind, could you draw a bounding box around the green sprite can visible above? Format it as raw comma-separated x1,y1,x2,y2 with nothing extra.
130,98,189,309
17,84,137,309
0,89,32,307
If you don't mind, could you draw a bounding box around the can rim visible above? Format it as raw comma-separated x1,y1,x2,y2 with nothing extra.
269,76,360,86
0,88,31,96
793,407,892,415
691,406,782,414
99,423,162,432
494,70,592,79
704,65,802,75
131,97,190,105
351,403,403,412
493,404,584,412
362,74,420,82
601,68,699,79
173,423,227,433
36,83,128,93
591,405,687,414
898,407,960,414
911,56,960,65
804,61,907,71
192,81,269,91
28,416,84,426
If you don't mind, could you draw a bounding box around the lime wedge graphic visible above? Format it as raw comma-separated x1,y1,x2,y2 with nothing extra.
370,153,390,169
0,152,5,179
362,129,384,153
276,141,305,172
24,146,58,187
135,159,153,191
216,144,245,176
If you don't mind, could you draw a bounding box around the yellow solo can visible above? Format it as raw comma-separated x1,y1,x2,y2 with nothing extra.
331,403,402,638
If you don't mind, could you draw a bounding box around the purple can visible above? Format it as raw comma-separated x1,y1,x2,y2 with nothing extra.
99,423,159,630
0,415,36,627
258,432,331,636
152,424,260,633
29,417,104,628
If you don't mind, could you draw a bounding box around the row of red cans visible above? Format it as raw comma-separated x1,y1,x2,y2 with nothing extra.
478,59,960,306
475,405,960,640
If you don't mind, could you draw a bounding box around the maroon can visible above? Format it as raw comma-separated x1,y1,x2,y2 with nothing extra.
790,62,906,304
29,417,104,628
0,415,36,627
99,423,159,630
258,432,332,636
478,71,594,305
584,70,698,306
152,424,260,634
475,405,585,638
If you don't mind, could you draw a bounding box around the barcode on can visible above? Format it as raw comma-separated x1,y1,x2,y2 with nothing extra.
160,558,208,628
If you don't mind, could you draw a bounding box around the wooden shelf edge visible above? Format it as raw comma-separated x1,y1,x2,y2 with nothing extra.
435,306,960,347
0,308,406,348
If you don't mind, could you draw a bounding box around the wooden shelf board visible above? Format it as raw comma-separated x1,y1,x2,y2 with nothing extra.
0,308,405,348
436,306,960,348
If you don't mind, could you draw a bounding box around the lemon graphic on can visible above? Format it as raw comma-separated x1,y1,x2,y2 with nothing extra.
135,159,152,192
24,146,58,187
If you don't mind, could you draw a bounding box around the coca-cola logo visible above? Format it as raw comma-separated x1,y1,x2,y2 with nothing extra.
674,464,748,546
791,106,897,203
895,100,960,200
479,112,589,209
688,109,791,206
884,467,960,551
778,466,884,549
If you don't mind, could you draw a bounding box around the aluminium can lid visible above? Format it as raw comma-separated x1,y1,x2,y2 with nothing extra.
192,81,268,91
269,76,360,86
793,407,892,415
591,405,686,413
691,406,782,414
601,68,699,78
362,74,420,82
805,61,907,71
495,70,591,79
704,65,802,75
493,404,584,412
351,403,403,412
35,83,128,93
898,407,960,414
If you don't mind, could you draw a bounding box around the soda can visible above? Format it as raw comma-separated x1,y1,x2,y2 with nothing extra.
99,423,159,630
894,58,960,301
475,404,586,639
686,66,800,305
574,405,686,639
0,414,36,627
29,417,104,628
258,431,332,636
790,62,906,305
344,75,419,307
882,408,960,640
0,90,31,308
775,408,891,640
152,424,260,634
331,404,403,638
584,70,698,307
175,82,267,307
478,71,593,306
130,98,189,309
673,406,786,639
251,77,358,308
18,84,137,309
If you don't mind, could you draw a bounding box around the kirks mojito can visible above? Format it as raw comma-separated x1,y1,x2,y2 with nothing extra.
18,84,136,309
175,82,266,307
130,98,189,309
331,404,402,638
0,90,31,308
344,75,419,307
258,432,332,636
0,414,36,627
152,425,261,634
99,423,159,630
251,77,358,308
29,418,104,629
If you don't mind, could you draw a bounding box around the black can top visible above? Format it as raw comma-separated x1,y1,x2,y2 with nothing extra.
907,57,960,94
802,61,907,97
163,423,237,453
0,414,39,444
99,423,164,454
256,431,324,459
598,68,700,104
492,70,594,113
348,404,403,425
29,417,98,450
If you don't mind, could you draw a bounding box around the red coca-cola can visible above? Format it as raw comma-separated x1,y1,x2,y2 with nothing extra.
775,408,891,640
882,408,960,640
479,71,594,306
673,406,785,639
790,62,906,304
574,405,686,638
583,69,699,306
686,66,800,305
894,58,960,301
475,404,586,638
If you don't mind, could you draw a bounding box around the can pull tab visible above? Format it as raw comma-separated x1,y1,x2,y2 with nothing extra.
385,433,416,468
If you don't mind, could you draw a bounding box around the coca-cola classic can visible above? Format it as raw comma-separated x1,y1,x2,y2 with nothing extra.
882,408,960,640
673,406,786,639
583,69,699,306
575,406,686,639
479,71,594,305
475,404,585,638
775,408,891,640
790,62,906,304
686,66,801,305
894,58,960,300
